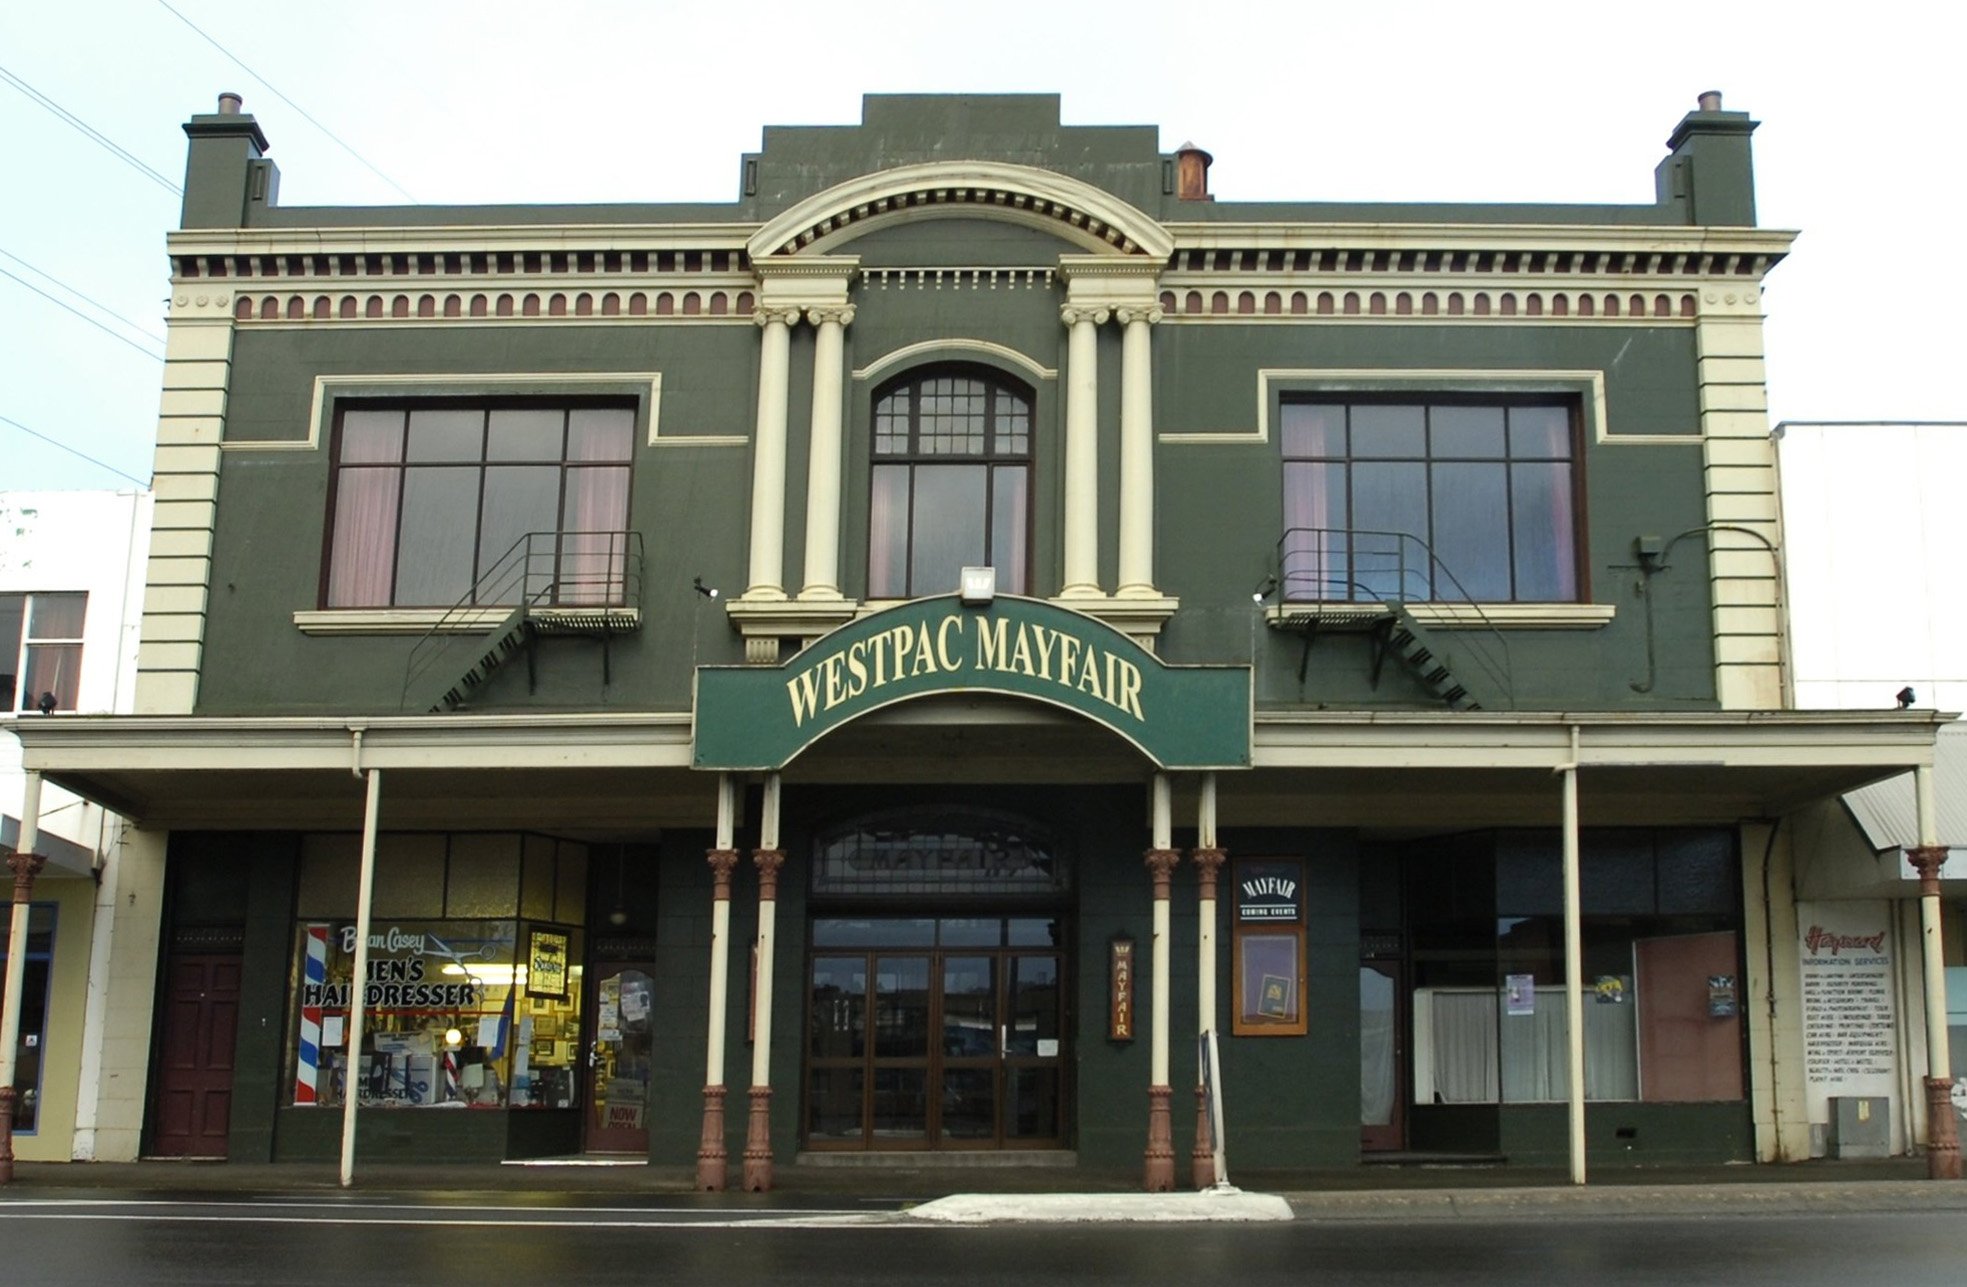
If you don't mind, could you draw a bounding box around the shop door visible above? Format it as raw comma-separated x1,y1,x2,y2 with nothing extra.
150,954,240,1158
806,925,1065,1150
583,963,655,1154
1360,961,1404,1152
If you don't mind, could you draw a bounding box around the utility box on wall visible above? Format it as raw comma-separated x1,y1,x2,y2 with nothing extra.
1827,1096,1891,1159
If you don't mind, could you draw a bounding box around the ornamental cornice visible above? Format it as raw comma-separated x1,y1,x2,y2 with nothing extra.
747,160,1174,261
213,277,759,324
1160,221,1796,271
1153,278,1760,323
166,224,753,260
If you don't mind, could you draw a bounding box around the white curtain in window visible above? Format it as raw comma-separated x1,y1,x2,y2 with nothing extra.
1427,990,1499,1103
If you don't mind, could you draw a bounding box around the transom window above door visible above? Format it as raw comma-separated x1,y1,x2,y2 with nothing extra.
869,368,1031,598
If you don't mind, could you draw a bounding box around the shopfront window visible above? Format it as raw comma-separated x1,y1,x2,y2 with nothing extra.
1410,829,1743,1105
0,903,56,1133
286,831,587,1112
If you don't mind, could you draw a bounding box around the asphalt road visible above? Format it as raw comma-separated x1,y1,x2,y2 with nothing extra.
0,1196,1962,1285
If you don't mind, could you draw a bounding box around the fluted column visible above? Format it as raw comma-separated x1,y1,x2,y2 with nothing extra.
745,308,801,600
1117,304,1161,598
697,776,739,1191
1910,763,1961,1180
1061,305,1108,598
744,775,784,1192
0,772,46,1185
799,304,855,600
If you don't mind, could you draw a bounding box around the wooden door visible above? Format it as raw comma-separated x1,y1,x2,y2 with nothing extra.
150,955,240,1158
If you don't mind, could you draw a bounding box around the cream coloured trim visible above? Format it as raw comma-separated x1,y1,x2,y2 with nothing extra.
1160,222,1797,261
218,371,668,452
747,161,1174,261
294,606,644,635
1159,368,1617,446
168,224,753,257
853,339,1057,384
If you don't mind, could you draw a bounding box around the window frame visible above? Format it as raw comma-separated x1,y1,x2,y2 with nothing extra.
318,397,637,611
866,364,1035,600
1278,393,1588,605
0,591,88,713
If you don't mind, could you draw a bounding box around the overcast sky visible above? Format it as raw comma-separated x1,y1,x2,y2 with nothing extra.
3,0,1962,491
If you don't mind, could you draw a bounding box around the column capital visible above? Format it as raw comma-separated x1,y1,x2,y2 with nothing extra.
804,304,856,328
753,848,786,901
1145,847,1180,898
1908,844,1949,896
706,847,740,899
1116,304,1164,326
754,306,802,329
1190,846,1226,899
1061,304,1111,327
4,850,45,902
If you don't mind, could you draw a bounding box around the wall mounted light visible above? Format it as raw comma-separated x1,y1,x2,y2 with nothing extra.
960,566,996,607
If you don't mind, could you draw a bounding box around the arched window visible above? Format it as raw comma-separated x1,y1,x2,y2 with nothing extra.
869,367,1031,598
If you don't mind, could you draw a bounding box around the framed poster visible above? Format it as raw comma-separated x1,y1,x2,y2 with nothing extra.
526,927,571,999
1232,858,1307,1036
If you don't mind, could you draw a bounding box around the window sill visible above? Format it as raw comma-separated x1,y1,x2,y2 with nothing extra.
1267,602,1614,631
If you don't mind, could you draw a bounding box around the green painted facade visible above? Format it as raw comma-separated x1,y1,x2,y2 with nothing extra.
146,92,1781,1175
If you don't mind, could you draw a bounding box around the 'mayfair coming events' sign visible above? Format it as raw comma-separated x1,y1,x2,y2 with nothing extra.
693,595,1250,770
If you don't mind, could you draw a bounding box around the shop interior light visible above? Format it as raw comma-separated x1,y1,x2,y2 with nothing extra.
444,1027,464,1048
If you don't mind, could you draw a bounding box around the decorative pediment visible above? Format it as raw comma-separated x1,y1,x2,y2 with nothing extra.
746,161,1173,262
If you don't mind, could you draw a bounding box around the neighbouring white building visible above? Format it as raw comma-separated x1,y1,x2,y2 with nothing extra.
1777,421,1967,1159
0,489,151,1160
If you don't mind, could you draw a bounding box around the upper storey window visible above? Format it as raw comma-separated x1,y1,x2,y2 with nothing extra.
1280,398,1579,604
325,402,633,609
0,592,86,712
869,369,1031,598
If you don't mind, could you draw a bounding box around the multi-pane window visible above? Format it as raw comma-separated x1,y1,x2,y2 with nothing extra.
1280,398,1579,603
325,402,634,608
0,592,86,712
869,369,1031,598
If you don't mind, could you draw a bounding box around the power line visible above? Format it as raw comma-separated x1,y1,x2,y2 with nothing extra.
0,413,150,489
0,266,166,362
0,63,182,196
155,0,418,203
0,247,167,346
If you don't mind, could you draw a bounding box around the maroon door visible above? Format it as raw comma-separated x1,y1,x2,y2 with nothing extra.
583,963,656,1154
150,955,240,1157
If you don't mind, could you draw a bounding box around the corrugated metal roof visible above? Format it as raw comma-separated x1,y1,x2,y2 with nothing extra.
1843,723,1967,851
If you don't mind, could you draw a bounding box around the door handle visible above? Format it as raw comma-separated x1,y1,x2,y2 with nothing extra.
999,1024,1007,1059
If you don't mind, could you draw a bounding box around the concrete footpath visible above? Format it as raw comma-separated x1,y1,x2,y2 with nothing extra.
5,1156,1966,1223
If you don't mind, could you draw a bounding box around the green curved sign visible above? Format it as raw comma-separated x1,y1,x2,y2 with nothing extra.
693,595,1250,770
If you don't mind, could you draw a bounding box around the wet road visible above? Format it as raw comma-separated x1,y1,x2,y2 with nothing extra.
0,1195,1963,1285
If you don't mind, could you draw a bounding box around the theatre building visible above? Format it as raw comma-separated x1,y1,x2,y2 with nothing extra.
2,91,1958,1185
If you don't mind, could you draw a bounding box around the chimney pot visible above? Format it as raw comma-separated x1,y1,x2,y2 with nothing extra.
1175,140,1214,202
217,92,243,115
1697,90,1723,112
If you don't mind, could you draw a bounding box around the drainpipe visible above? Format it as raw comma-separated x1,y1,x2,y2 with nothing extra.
1558,726,1586,1185
0,772,47,1184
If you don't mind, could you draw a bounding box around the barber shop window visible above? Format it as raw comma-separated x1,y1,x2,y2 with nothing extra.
324,401,634,609
0,592,86,712
1279,398,1580,604
869,368,1031,598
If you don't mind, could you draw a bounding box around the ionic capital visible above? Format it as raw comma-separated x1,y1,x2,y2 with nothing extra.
805,304,856,328
1116,305,1164,327
1061,305,1111,328
754,307,803,330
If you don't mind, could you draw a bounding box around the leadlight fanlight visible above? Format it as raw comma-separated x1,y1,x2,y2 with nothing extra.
869,367,1032,599
812,809,1067,897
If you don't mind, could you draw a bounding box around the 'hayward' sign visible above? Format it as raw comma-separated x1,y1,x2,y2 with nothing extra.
693,595,1250,770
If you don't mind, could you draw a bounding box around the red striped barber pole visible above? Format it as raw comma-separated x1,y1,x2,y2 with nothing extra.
295,923,330,1105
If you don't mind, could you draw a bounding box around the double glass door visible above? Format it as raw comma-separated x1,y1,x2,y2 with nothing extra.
806,917,1065,1150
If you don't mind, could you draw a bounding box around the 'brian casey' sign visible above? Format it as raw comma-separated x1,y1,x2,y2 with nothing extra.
694,595,1250,771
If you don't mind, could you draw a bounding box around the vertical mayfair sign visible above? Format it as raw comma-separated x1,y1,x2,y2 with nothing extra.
693,595,1251,770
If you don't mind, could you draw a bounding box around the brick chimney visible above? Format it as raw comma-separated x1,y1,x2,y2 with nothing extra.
1174,141,1213,202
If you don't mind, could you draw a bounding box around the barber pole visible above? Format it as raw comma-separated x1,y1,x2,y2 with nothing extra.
294,924,330,1105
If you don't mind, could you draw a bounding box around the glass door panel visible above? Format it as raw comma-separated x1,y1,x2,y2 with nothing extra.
1003,953,1064,1144
585,964,654,1154
1360,961,1404,1151
941,956,997,1141
870,956,929,1143
807,956,866,1142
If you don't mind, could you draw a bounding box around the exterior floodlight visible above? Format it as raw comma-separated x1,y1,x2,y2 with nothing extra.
959,566,997,607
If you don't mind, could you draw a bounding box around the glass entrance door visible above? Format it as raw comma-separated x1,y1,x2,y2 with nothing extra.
806,917,1065,1150
583,962,655,1154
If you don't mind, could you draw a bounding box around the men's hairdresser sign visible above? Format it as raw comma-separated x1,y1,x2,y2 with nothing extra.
694,595,1250,770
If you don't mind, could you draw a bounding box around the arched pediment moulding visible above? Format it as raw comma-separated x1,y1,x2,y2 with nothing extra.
746,161,1176,263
